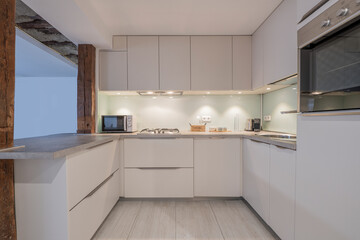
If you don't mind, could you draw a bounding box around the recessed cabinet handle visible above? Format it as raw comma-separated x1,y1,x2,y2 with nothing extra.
250,139,269,145
275,145,293,150
137,167,180,170
86,140,113,150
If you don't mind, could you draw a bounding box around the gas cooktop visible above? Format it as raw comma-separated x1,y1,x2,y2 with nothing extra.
139,128,180,135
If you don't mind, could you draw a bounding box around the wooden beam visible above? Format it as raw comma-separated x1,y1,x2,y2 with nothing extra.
0,0,17,239
77,44,96,134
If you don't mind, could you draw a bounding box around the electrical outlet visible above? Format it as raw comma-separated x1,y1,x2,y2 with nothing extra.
201,116,212,123
264,115,272,122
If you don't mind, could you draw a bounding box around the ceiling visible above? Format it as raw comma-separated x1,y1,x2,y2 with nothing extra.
87,0,283,35
15,30,77,77
22,0,282,48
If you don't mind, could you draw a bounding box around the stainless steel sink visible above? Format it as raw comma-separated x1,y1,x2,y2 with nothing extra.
257,134,297,142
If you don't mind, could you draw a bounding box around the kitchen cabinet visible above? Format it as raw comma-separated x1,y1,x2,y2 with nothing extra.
123,138,194,198
263,0,297,85
191,36,233,90
251,0,297,88
243,139,270,223
233,36,252,90
269,145,296,240
128,36,159,90
159,36,191,90
297,0,321,23
251,26,265,89
194,138,242,197
295,114,360,240
99,51,127,91
124,138,193,168
14,140,120,240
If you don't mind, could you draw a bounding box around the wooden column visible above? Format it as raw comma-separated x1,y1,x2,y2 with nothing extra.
0,0,17,239
77,44,96,134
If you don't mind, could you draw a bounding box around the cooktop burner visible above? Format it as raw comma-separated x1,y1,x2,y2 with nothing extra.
139,128,180,134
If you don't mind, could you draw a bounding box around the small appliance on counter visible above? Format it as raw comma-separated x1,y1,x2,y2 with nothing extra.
189,123,206,132
253,118,261,132
245,119,254,131
245,118,261,132
102,115,137,133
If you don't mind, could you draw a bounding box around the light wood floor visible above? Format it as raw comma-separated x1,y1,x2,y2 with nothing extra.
92,200,276,240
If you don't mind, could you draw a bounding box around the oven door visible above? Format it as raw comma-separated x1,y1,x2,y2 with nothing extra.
102,116,127,132
299,9,360,113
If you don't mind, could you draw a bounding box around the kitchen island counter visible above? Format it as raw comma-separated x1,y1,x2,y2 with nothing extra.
0,133,119,160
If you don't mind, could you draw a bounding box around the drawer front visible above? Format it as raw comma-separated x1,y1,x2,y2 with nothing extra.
125,168,194,198
67,140,119,210
124,138,193,167
68,170,119,240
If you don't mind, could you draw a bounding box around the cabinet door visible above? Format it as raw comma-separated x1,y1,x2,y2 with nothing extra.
243,139,270,223
263,0,297,85
124,138,193,168
159,36,190,90
251,26,264,90
233,36,252,90
99,51,127,91
191,36,232,90
194,138,241,197
128,36,159,90
269,145,296,240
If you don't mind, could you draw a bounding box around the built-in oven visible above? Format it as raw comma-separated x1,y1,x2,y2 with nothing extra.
102,115,137,133
298,0,360,113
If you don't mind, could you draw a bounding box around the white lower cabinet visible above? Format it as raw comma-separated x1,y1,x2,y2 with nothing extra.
124,138,194,198
69,170,120,240
194,138,242,197
243,139,270,223
269,145,296,240
124,168,193,198
14,140,120,240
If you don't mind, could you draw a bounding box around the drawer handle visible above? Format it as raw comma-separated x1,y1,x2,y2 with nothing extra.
137,167,181,170
275,145,294,150
69,169,117,212
86,140,114,150
250,139,269,145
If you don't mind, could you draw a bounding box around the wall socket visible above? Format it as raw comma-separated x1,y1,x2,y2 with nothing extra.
201,116,212,123
264,115,272,122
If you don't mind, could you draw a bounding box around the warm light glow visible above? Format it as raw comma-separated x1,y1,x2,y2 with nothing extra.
169,96,174,99
116,93,121,95
206,92,211,94
238,92,242,94
266,87,271,90
167,91,174,94
292,87,297,90
152,96,157,99
147,91,154,94
312,91,322,95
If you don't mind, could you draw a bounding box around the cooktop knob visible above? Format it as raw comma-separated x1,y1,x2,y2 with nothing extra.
336,8,349,17
321,19,331,27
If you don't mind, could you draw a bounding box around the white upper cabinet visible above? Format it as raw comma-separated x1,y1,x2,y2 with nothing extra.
233,36,252,90
191,36,233,90
252,0,297,88
159,36,191,90
99,51,128,91
263,0,297,85
251,26,265,90
297,0,321,23
128,36,159,90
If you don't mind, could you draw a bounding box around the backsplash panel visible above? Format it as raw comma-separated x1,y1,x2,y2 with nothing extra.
98,94,261,132
262,86,298,134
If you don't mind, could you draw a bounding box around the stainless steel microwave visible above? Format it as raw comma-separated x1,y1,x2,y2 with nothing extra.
298,0,360,113
102,115,137,133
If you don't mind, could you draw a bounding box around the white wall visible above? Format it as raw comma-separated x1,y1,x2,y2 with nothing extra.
14,77,77,139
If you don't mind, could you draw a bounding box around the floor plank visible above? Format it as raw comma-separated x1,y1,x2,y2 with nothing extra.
128,201,176,240
92,201,142,240
176,201,224,240
210,200,276,240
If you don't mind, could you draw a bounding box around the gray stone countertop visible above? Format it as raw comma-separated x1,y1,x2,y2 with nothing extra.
0,134,119,160
100,130,297,150
0,131,296,160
